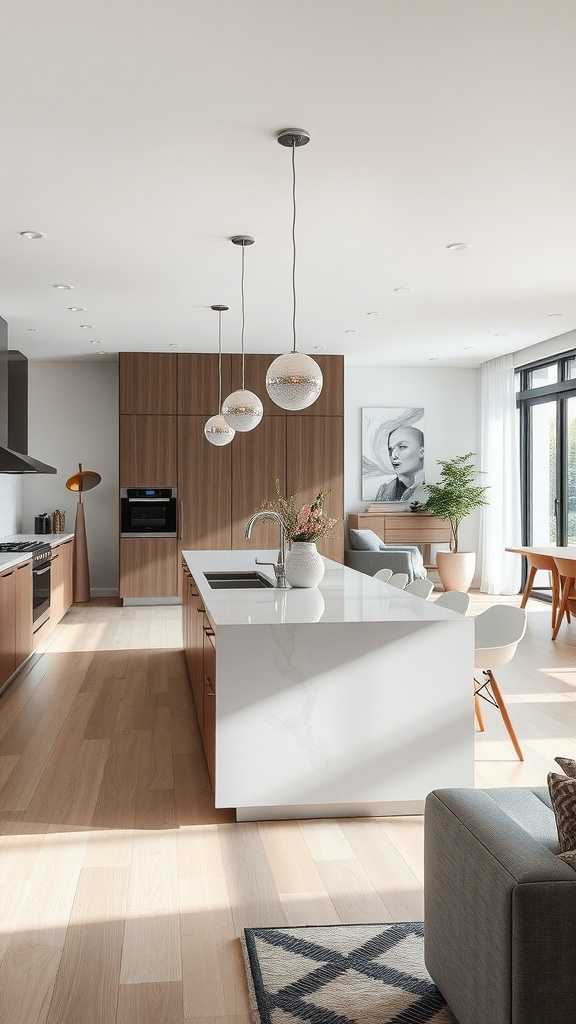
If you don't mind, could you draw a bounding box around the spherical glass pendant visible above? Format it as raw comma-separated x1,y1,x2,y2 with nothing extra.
265,352,323,411
204,414,235,446
221,389,263,431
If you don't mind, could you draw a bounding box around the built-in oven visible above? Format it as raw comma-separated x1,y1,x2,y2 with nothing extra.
0,541,51,632
120,487,178,537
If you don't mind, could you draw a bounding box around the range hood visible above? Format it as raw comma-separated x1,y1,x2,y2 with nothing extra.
0,316,57,474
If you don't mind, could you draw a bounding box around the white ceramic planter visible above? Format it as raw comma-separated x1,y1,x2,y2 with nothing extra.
285,542,325,588
436,550,476,593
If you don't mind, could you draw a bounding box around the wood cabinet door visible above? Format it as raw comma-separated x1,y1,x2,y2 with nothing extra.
59,540,74,613
50,545,65,624
190,584,206,729
178,354,232,416
119,353,177,414
285,354,344,418
14,561,32,668
0,568,17,686
119,538,178,597
287,416,344,562
120,415,177,486
202,622,216,790
231,416,287,550
178,416,232,550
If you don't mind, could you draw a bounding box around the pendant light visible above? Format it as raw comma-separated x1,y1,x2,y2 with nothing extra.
204,305,235,446
221,235,263,431
266,129,323,411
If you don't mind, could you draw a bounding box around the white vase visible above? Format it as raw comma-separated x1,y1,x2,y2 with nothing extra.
285,542,325,588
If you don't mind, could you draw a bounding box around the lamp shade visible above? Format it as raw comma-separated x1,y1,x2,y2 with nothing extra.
204,414,235,446
222,388,263,431
265,352,323,411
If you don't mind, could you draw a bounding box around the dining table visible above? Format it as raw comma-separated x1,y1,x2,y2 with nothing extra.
505,545,576,635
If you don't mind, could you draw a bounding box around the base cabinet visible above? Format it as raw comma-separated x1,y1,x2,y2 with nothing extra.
51,539,73,624
183,567,216,790
120,538,178,597
202,622,216,789
0,560,33,688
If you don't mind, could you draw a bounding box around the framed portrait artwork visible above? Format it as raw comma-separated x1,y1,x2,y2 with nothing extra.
362,407,426,503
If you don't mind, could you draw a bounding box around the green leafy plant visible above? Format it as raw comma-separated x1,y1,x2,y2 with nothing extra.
423,453,489,552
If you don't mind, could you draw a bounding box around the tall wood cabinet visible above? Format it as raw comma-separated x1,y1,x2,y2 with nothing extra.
119,352,344,597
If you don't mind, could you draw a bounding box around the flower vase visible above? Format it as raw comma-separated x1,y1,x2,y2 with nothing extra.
285,542,325,588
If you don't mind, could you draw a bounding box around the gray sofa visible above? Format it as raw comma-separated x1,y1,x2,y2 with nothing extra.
344,544,427,582
424,787,576,1024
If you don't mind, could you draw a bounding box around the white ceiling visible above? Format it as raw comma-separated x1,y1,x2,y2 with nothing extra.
1,0,576,368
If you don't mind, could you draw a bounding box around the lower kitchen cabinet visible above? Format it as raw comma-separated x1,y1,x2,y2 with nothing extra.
51,538,73,624
120,538,178,598
0,559,32,688
202,620,216,789
182,566,216,789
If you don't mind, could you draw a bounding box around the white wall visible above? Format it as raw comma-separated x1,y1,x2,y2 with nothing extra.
23,361,119,595
345,365,480,552
0,476,22,536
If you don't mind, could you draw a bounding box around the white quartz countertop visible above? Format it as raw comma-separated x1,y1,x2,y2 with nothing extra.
183,548,460,627
0,533,74,572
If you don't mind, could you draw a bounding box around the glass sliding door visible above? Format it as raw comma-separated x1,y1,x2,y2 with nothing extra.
528,399,558,546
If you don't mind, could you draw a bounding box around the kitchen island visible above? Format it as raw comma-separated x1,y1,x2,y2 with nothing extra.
182,549,475,821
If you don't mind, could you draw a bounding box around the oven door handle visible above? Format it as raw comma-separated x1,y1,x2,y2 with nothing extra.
127,498,168,503
34,565,51,576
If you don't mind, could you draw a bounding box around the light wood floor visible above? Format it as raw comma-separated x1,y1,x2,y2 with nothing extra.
0,593,574,1024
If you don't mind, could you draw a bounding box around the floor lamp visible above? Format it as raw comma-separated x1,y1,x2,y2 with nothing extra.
65,463,101,604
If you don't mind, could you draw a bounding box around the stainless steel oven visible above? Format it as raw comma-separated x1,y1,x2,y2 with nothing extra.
0,540,51,632
120,487,178,537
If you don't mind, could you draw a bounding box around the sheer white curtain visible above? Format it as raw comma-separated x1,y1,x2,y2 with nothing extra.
478,353,522,595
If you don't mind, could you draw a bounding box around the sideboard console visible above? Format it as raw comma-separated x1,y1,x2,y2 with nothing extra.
347,512,451,567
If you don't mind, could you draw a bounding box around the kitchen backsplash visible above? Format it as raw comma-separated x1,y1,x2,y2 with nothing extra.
0,476,22,536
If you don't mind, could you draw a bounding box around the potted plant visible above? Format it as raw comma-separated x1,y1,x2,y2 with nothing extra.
423,452,489,592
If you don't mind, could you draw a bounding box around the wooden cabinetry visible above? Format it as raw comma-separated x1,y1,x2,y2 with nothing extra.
182,565,215,789
0,560,33,687
119,353,177,414
51,539,73,625
120,352,345,596
347,512,451,567
119,538,178,597
119,415,177,486
202,619,216,790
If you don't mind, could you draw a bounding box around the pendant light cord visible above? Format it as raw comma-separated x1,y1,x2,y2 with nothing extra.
291,141,297,354
241,243,246,389
217,310,223,411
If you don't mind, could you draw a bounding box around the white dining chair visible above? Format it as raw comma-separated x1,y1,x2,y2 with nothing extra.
373,568,393,582
434,590,471,614
405,578,434,599
473,605,527,761
387,572,409,590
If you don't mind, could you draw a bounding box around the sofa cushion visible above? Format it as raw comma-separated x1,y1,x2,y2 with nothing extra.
349,528,384,550
548,772,576,853
555,756,576,779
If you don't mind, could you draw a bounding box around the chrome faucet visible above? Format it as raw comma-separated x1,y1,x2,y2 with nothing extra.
244,511,287,588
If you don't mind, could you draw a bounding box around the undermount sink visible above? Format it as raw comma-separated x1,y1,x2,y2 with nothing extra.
204,571,274,590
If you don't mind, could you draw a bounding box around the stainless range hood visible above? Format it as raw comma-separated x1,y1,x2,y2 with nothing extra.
0,316,57,474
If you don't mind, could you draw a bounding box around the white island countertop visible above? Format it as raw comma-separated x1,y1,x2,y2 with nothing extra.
184,548,461,626
182,549,475,822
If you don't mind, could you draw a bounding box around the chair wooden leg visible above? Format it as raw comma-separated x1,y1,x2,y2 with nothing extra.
520,566,537,609
474,692,485,732
551,570,559,631
552,577,573,641
488,670,524,761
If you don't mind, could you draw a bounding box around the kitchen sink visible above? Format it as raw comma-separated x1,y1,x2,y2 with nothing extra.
204,571,274,589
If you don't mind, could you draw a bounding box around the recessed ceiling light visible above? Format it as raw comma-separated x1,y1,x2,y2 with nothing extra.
27,328,39,332
429,357,440,361
366,311,383,317
68,306,85,312
53,283,72,290
89,340,103,345
168,343,181,348
79,324,94,329
96,351,108,356
313,345,327,350
393,287,413,293
548,313,563,318
20,230,46,239
464,346,475,350
344,330,358,335
446,242,471,251
494,332,508,337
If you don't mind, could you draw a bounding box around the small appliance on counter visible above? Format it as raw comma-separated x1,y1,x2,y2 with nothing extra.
34,513,51,534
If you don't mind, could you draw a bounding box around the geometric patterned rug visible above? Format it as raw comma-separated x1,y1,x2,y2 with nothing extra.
242,922,458,1024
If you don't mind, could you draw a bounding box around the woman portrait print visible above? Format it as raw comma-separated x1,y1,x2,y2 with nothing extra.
362,407,426,503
